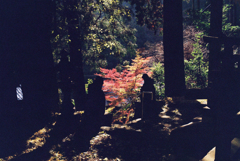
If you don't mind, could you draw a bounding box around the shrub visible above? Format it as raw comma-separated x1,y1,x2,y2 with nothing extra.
185,34,209,89
151,62,165,100
96,54,151,124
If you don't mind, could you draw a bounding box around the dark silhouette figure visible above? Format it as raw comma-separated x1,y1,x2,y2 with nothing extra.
71,76,106,153
141,74,156,102
84,76,106,123
140,74,156,120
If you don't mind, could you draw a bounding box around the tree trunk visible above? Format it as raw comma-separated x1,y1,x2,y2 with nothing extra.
65,0,87,111
163,0,186,97
232,1,237,26
192,0,195,11
0,0,58,157
229,0,234,25
197,0,200,10
234,2,237,26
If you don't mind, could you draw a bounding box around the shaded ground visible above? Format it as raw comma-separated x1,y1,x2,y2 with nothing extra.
2,99,240,161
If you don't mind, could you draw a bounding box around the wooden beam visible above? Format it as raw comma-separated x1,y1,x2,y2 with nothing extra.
203,36,240,45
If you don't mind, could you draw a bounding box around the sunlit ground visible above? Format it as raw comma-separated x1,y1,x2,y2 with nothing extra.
202,138,240,161
1,98,240,161
0,126,120,161
0,120,121,161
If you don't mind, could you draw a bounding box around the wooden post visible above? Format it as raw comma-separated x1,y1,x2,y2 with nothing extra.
208,0,223,88
207,1,234,160
141,91,153,119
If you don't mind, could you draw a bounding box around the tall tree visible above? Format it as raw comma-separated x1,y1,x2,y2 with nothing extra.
52,0,137,111
0,0,58,157
129,0,186,96
163,0,186,96
64,0,87,111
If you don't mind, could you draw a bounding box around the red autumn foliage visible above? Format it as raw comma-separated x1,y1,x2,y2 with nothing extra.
96,54,152,124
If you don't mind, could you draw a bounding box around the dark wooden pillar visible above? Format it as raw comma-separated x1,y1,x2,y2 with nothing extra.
208,1,233,160
204,35,240,161
163,0,186,97
208,1,224,161
208,0,223,87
